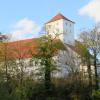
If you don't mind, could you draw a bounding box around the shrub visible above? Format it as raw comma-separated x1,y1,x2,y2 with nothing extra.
92,90,100,100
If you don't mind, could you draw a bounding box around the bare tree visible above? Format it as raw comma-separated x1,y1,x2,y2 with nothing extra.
0,34,12,82
79,24,100,89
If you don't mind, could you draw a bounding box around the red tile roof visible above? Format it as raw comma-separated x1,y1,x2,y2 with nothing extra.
0,38,66,59
0,38,40,59
46,13,75,24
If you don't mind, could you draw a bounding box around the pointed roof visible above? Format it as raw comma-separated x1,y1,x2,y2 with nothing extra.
46,13,75,24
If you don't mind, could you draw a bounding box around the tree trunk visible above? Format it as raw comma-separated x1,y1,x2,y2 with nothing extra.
94,50,99,90
45,60,51,96
4,44,8,82
87,61,92,92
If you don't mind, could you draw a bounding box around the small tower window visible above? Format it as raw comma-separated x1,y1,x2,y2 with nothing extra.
48,25,51,28
56,22,59,25
56,29,59,33
53,25,55,28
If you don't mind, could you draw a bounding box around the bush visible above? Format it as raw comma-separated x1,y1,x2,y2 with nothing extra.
92,90,100,100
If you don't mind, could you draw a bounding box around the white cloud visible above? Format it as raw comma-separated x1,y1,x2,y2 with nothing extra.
10,18,41,41
79,0,100,22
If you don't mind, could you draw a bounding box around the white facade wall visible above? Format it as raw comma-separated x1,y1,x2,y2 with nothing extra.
52,47,81,77
8,47,80,79
45,19,64,40
63,19,74,44
80,65,95,75
13,57,100,79
45,19,74,44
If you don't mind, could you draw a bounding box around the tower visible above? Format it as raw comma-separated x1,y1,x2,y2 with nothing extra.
45,13,75,44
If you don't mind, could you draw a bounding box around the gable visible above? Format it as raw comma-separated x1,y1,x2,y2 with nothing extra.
46,13,75,24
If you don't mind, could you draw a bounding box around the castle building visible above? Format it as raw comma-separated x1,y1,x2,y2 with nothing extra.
0,13,98,80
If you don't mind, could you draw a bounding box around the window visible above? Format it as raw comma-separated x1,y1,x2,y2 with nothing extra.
65,23,67,26
55,28,59,33
29,60,33,66
57,29,59,32
64,38,66,42
48,25,51,28
56,22,59,25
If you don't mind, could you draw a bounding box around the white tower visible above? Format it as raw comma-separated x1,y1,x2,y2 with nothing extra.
45,13,75,44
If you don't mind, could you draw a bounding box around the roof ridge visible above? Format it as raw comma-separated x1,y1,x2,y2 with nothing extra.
8,38,39,43
46,13,75,24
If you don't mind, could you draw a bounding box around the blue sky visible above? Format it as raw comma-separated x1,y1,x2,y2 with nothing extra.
0,0,99,41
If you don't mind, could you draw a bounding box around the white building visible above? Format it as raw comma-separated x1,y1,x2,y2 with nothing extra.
45,13,75,44
45,13,97,79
